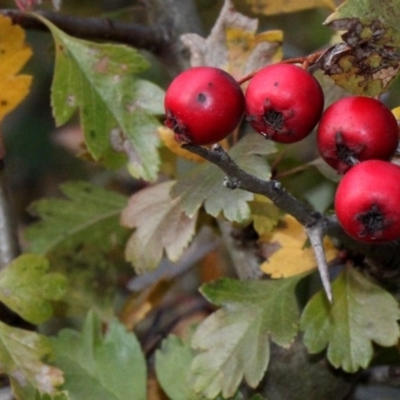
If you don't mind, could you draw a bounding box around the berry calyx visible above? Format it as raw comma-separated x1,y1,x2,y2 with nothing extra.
164,66,245,146
335,160,400,243
317,96,399,174
244,63,324,143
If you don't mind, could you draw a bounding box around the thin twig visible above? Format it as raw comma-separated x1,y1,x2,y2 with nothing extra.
0,9,169,53
305,224,332,302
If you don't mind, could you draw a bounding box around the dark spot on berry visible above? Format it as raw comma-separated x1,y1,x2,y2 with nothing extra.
335,131,363,167
356,204,391,239
263,110,284,131
197,93,207,103
274,81,279,87
0,100,7,107
208,82,213,87
89,130,96,138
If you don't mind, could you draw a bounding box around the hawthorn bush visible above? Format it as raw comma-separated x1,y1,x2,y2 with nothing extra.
1,0,400,399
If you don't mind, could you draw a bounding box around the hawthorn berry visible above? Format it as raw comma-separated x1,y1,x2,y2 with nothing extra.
244,63,324,143
317,96,399,174
164,66,245,145
335,160,400,243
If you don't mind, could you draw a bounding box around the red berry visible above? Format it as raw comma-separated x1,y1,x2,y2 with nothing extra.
335,160,400,243
244,63,324,143
317,96,399,174
164,66,245,145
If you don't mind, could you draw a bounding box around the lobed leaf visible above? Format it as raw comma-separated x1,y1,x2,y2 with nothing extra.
0,254,67,324
121,181,197,273
260,215,338,278
171,134,276,223
301,265,400,372
181,1,283,78
26,181,128,255
155,335,208,400
0,323,63,399
320,0,400,95
35,14,163,180
0,15,32,122
191,276,303,399
51,311,146,400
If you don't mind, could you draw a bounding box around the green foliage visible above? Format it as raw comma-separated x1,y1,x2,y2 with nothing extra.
35,15,164,181
191,276,303,399
171,134,277,222
156,335,209,400
51,311,147,400
26,181,128,255
0,322,62,399
301,265,400,372
0,254,67,324
35,391,70,400
121,180,198,272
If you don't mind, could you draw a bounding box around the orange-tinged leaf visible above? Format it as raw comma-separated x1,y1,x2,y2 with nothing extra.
158,126,205,163
0,15,32,122
225,27,283,80
245,0,336,15
260,215,338,278
119,279,173,330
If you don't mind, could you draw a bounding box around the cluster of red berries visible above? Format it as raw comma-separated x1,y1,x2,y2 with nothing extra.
164,64,400,244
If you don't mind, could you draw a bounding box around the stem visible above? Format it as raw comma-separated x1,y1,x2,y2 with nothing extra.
305,223,332,302
0,135,20,269
0,9,170,54
236,50,324,85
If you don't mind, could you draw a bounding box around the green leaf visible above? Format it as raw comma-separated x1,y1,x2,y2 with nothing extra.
26,181,128,255
35,391,70,400
191,276,303,399
155,335,208,400
121,181,198,273
0,254,67,324
0,322,63,399
171,134,276,223
51,311,146,400
300,265,400,372
35,14,163,180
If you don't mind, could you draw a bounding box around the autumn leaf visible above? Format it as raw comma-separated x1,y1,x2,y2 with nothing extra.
260,215,338,278
158,126,205,164
301,265,400,372
244,0,336,15
319,0,400,96
0,323,63,398
121,181,198,273
181,0,282,79
0,14,32,122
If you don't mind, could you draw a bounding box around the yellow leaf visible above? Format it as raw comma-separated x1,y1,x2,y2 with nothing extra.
158,126,229,163
225,28,283,80
260,215,338,278
158,126,205,163
392,106,400,121
0,15,32,122
245,0,336,15
119,279,173,330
